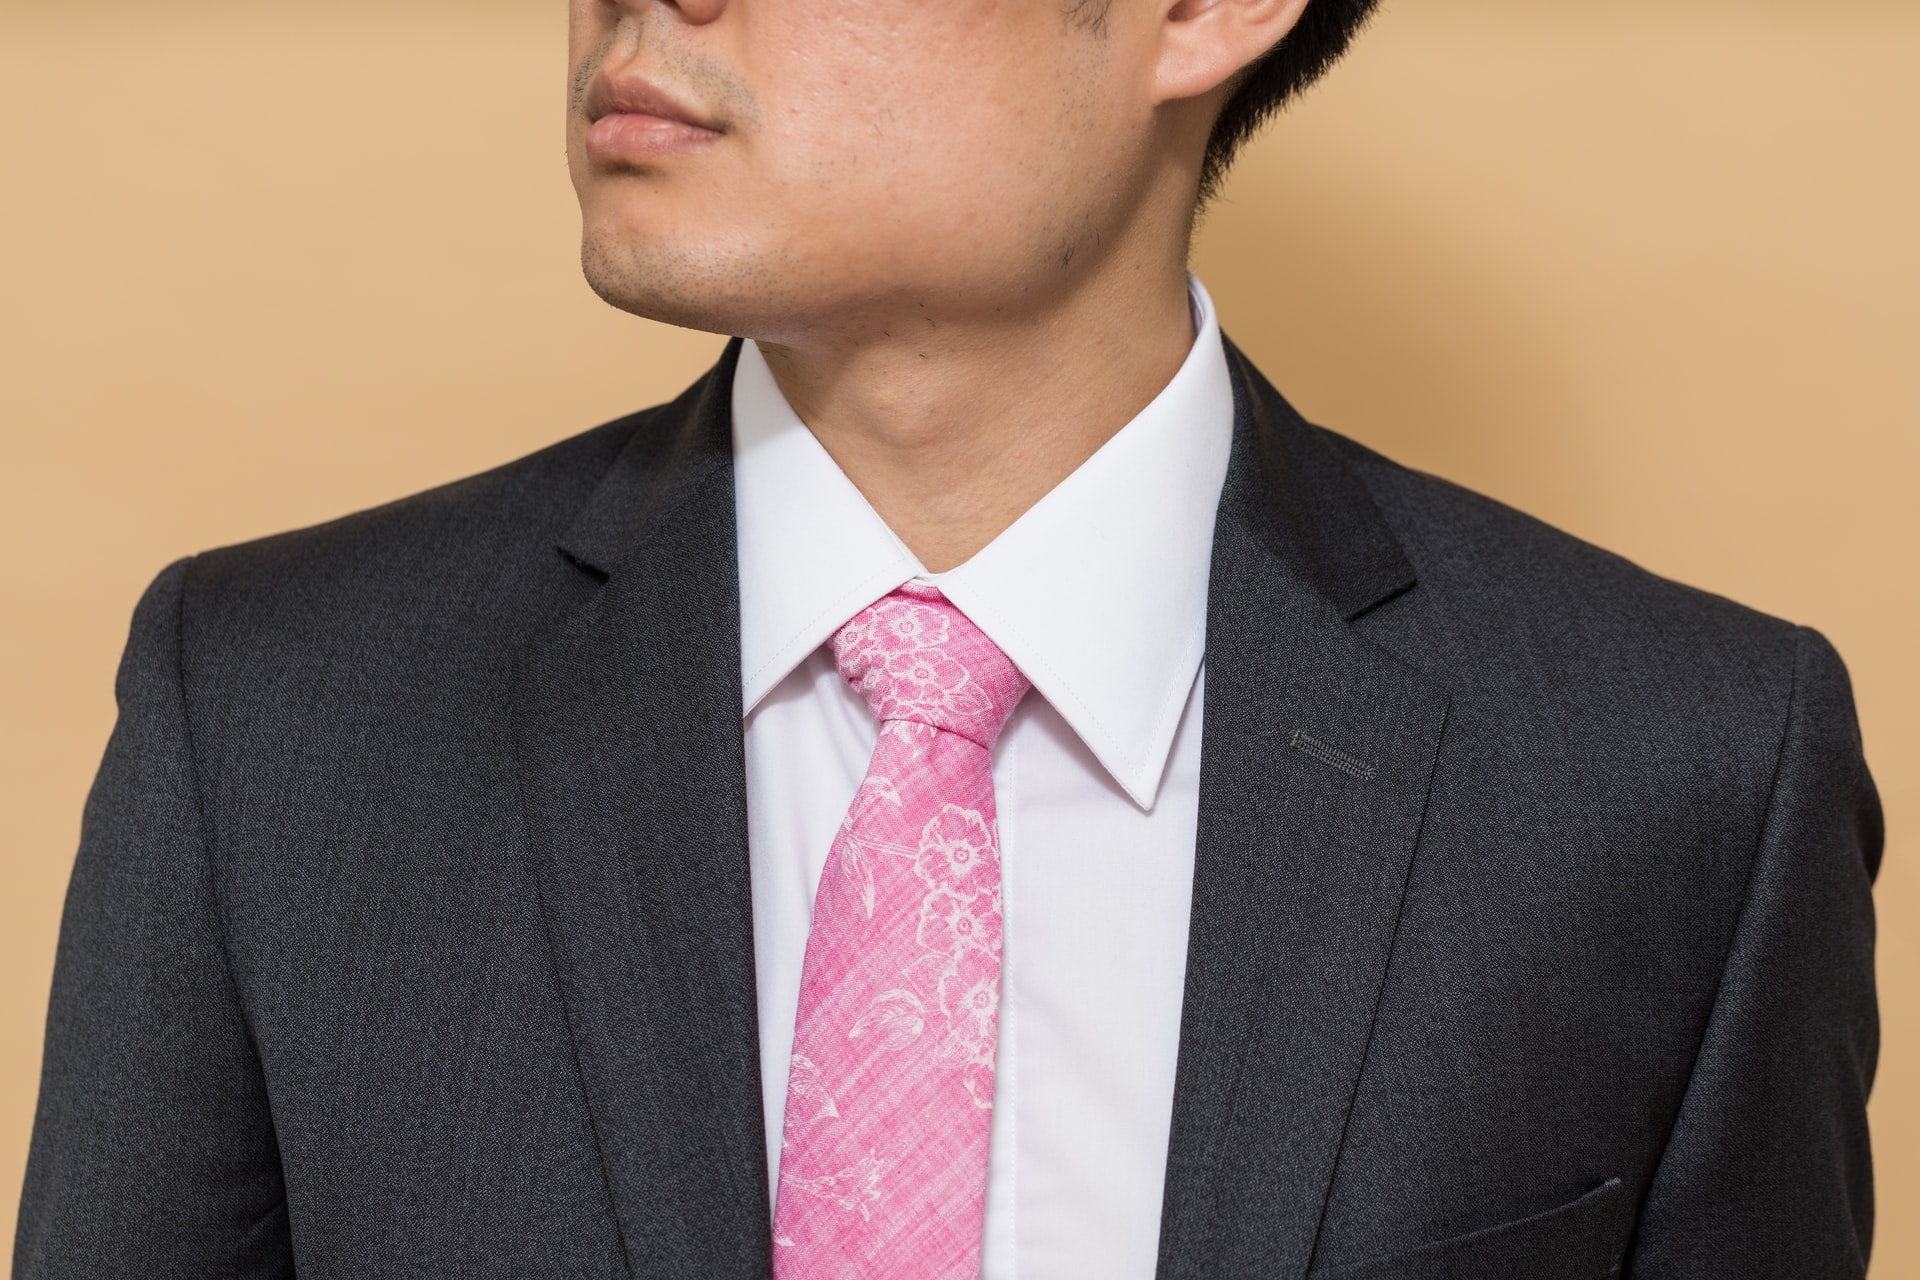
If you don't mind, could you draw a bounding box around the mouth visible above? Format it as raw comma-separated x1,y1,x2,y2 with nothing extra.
582,71,725,165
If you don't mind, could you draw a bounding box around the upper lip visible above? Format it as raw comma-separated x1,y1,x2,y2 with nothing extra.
585,72,721,132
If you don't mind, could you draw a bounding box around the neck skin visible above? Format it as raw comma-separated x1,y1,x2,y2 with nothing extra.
756,193,1199,574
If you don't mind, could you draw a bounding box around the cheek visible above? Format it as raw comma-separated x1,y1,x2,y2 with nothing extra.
757,8,1090,183
753,39,1095,251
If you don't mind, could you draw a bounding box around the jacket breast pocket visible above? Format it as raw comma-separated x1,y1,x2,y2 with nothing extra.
1308,1178,1632,1280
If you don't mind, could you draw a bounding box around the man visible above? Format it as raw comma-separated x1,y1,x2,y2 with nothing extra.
15,0,1880,1274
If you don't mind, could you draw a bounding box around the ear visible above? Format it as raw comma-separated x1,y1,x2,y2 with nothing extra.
1150,0,1311,105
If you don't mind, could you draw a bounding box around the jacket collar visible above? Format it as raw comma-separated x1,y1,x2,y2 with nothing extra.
1217,336,1415,621
553,334,1416,617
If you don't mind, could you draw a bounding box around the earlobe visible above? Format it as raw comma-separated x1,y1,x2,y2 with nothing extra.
1152,0,1310,104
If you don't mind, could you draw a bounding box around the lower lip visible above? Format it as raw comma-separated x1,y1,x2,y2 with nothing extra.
585,112,720,164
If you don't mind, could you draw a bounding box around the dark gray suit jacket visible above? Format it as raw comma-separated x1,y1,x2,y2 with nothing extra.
17,341,1881,1278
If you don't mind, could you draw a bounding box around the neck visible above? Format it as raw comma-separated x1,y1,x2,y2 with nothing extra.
756,251,1197,574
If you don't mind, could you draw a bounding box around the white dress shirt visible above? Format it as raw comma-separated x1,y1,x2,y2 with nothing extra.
734,276,1235,1279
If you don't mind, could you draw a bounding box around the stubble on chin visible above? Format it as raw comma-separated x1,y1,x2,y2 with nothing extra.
579,227,801,340
580,230,709,331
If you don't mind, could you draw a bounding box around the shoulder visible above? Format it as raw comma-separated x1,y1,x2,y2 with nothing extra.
170,408,659,650
133,406,668,744
189,409,649,605
1330,427,1808,696
1323,420,1880,902
1318,428,1855,817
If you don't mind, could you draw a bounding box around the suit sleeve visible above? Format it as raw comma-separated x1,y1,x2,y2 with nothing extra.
1626,626,1882,1277
14,559,293,1278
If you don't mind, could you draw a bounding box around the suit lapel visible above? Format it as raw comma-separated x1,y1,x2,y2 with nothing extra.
1156,342,1450,1279
509,333,1442,1278
511,343,773,1280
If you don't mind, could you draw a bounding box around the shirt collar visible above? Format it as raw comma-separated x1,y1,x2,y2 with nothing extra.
732,274,1234,809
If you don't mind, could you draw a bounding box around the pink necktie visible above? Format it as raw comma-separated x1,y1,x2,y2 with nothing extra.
771,583,1030,1278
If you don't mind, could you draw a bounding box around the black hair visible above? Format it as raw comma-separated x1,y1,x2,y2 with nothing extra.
1200,0,1380,202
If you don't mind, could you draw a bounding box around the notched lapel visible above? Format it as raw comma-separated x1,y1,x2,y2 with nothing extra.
511,344,774,1280
1156,345,1450,1280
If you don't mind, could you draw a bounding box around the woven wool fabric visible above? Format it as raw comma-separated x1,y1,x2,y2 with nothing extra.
17,343,1881,1278
771,583,1030,1278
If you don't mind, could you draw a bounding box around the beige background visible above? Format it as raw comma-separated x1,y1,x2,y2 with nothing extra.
3,0,1914,1266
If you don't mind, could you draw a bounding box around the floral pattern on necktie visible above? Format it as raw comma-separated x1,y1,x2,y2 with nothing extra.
771,583,1029,1279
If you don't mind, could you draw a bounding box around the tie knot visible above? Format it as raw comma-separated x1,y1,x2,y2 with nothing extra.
832,584,1030,748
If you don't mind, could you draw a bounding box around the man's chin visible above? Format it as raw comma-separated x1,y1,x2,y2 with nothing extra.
579,237,733,335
